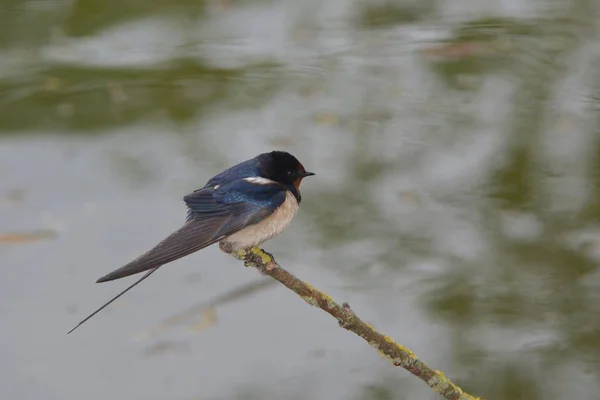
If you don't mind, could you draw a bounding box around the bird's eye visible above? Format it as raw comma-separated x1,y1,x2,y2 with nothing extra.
287,170,293,176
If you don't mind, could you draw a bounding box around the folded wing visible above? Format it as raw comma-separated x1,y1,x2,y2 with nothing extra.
96,218,224,282
96,181,285,282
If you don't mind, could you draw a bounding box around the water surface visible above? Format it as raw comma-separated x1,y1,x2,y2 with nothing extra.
2,1,600,399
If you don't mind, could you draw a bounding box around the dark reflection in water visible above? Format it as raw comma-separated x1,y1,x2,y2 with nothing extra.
2,1,600,399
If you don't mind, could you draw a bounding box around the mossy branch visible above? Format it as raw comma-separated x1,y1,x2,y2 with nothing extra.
225,246,483,400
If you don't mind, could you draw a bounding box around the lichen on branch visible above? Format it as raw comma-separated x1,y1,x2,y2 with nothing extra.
224,246,483,400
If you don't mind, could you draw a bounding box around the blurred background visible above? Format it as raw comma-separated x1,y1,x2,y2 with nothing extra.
2,0,600,399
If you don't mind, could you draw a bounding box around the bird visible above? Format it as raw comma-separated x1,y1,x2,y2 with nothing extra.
67,150,314,334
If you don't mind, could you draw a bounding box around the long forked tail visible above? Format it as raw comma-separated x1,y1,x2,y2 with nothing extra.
67,219,225,334
67,268,159,334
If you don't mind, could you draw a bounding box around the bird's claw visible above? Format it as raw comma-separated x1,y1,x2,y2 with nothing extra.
256,248,274,261
219,243,275,270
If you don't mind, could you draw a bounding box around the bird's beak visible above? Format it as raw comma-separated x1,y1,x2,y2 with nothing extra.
303,171,315,177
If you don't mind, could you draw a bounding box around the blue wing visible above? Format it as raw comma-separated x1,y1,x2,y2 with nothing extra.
96,179,285,283
203,156,266,188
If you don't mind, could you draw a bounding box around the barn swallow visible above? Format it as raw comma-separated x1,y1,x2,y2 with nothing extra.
68,151,314,334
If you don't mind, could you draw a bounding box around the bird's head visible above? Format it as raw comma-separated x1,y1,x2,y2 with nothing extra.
259,151,315,189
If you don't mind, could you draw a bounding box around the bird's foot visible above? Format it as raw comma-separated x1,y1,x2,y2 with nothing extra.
250,247,274,263
219,242,250,265
220,242,276,270
246,247,278,272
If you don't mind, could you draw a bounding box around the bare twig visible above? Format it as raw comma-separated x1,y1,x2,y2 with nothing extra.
226,246,483,400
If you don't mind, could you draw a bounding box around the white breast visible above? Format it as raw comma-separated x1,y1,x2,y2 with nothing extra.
223,190,299,251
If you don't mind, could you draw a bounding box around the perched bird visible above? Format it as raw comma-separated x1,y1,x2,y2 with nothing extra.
68,151,314,334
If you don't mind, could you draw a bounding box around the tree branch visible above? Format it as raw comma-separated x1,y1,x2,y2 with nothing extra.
225,246,483,400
